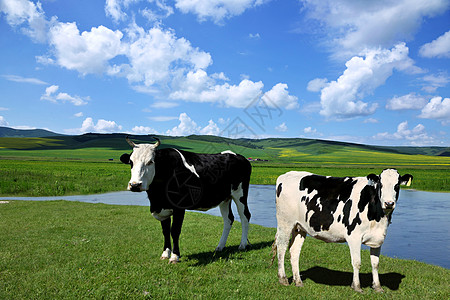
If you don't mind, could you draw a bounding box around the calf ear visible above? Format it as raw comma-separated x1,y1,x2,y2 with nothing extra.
120,153,131,164
400,174,413,186
367,173,379,186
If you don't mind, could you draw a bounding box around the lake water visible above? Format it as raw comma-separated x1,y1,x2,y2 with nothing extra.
2,185,449,269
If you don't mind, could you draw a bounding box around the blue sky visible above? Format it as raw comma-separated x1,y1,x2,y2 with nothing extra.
0,0,449,146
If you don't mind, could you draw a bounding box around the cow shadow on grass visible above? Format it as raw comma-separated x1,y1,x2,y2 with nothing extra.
298,266,405,291
185,241,273,266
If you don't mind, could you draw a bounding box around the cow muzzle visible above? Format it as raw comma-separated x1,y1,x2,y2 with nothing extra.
384,201,395,210
128,182,143,192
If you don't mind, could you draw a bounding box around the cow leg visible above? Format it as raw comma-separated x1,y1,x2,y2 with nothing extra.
370,247,384,292
232,182,251,250
348,239,363,293
216,199,234,251
160,218,172,260
276,224,291,286
289,226,306,287
169,209,185,264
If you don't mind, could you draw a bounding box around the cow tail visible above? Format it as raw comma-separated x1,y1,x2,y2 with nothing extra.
269,235,277,268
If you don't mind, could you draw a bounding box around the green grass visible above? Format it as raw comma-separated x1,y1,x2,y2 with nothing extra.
0,201,448,299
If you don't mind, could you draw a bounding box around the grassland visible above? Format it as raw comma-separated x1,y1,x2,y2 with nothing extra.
1,200,448,299
1,134,449,196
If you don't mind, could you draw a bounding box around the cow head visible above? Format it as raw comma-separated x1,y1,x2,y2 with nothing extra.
120,137,160,192
367,169,413,211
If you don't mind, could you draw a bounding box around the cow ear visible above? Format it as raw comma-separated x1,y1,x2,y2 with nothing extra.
367,174,379,186
120,153,131,164
400,174,413,186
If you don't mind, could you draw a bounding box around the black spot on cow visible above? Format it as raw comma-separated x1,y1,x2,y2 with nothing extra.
342,200,362,235
299,175,357,232
276,183,282,198
358,185,385,222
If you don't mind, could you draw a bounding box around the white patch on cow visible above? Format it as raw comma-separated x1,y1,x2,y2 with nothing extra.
173,149,199,178
221,150,236,155
128,143,158,191
0,201,9,204
161,248,171,260
379,169,400,208
152,209,174,221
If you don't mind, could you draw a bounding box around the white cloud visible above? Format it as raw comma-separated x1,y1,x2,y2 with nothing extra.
303,126,317,134
66,117,123,134
307,78,328,92
2,74,48,85
0,107,9,111
419,30,450,58
419,96,450,124
48,23,124,75
166,113,220,136
41,85,89,106
386,93,427,110
105,0,173,23
363,118,379,124
275,122,288,132
249,33,260,39
301,0,449,57
74,112,83,117
151,102,179,109
0,0,48,42
174,0,266,24
318,43,418,119
0,116,9,126
263,83,299,110
373,121,435,145
131,125,158,134
200,119,220,135
149,116,178,121
421,73,450,93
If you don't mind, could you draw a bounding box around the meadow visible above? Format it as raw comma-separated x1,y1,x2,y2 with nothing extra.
0,200,448,299
1,134,450,196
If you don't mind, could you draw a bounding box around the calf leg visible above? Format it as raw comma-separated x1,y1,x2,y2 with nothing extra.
347,239,363,293
160,218,172,260
289,227,306,287
370,247,384,292
169,209,185,264
216,200,234,251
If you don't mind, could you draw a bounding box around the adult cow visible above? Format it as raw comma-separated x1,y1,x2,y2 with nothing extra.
273,169,412,292
120,137,251,263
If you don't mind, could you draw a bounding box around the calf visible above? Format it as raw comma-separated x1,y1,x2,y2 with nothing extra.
120,137,252,263
274,169,412,292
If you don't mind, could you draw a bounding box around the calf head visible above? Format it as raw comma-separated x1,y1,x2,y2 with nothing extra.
367,169,413,211
120,137,160,192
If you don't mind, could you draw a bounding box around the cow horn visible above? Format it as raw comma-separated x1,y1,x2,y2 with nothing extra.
152,137,160,148
126,136,136,148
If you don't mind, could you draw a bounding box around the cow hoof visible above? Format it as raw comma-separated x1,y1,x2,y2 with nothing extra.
160,248,171,260
215,246,224,252
238,244,247,251
169,253,180,264
279,277,289,286
294,280,303,287
373,285,384,293
351,283,363,293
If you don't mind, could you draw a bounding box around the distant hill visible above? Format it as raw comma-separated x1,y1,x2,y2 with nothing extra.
0,126,449,157
0,126,64,138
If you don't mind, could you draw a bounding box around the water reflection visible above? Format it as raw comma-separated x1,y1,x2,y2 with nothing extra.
1,186,448,268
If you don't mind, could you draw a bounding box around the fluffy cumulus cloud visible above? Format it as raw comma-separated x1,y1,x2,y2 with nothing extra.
317,43,419,119
263,83,298,110
131,125,158,134
48,23,124,75
307,78,328,92
419,96,450,124
386,93,427,110
66,117,123,134
374,121,435,145
301,0,449,56
275,122,288,132
419,30,450,58
166,113,220,136
175,0,266,24
41,85,89,106
0,0,48,42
